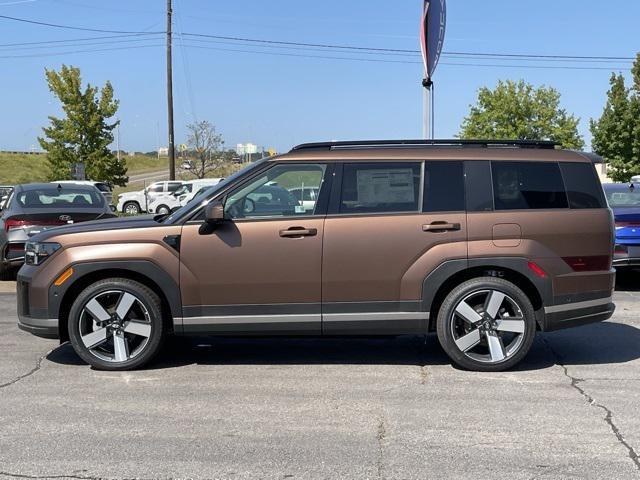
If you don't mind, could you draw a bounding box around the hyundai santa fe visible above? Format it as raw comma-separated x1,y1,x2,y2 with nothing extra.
16,139,615,371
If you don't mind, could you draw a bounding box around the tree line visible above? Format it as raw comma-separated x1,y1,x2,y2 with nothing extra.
38,57,640,185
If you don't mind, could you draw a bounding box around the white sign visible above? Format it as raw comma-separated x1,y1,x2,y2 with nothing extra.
356,169,415,204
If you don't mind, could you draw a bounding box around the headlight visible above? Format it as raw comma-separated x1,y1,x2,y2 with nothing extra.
25,242,61,266
179,195,186,201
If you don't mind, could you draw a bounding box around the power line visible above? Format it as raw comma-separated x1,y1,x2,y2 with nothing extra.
177,42,632,71
179,32,636,61
0,32,162,48
181,32,418,54
0,12,635,64
0,13,163,34
0,43,163,59
0,36,165,52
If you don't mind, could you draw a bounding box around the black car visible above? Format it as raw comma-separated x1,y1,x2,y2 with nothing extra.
0,183,116,279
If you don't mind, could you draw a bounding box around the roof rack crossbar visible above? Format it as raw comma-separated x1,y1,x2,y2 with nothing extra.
291,139,560,152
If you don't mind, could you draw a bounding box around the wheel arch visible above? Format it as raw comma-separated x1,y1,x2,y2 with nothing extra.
122,200,141,212
52,261,181,342
422,258,551,332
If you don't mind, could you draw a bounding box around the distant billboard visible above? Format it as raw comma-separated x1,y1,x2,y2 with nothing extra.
236,143,258,155
420,0,447,81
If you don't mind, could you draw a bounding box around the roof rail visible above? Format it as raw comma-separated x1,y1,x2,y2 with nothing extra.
290,139,560,152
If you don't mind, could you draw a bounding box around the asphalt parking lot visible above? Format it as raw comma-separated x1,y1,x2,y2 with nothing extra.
0,276,639,480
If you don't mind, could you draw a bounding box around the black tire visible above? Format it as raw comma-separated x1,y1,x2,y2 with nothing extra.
68,278,165,371
156,204,170,215
436,277,536,372
0,264,15,281
123,202,141,215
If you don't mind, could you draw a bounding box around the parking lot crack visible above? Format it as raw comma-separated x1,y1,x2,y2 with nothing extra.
0,471,189,480
0,348,53,389
0,471,108,480
376,413,387,479
419,365,429,385
543,337,640,472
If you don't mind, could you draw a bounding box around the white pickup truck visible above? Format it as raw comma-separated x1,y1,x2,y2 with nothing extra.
116,181,184,215
147,178,223,214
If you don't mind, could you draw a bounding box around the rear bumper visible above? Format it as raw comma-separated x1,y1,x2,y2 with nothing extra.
613,244,640,267
16,275,59,339
542,296,615,332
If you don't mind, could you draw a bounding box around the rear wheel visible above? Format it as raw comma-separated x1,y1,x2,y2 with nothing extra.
68,278,165,370
123,202,141,215
436,277,536,371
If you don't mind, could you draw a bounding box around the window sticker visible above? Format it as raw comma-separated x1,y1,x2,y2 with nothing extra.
356,169,415,204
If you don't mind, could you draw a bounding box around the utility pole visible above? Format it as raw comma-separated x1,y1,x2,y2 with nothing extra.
166,0,176,180
422,78,433,139
116,118,121,162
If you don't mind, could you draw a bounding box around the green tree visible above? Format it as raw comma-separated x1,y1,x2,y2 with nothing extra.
38,65,127,186
459,79,584,149
590,54,640,182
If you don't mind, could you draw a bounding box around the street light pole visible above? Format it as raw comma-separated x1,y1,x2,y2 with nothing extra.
166,0,176,180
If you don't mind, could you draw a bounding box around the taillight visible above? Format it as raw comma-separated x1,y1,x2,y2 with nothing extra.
562,255,611,272
614,244,629,254
4,218,65,232
4,219,30,232
615,221,640,228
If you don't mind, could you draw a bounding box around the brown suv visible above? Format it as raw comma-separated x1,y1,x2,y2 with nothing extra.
17,140,615,371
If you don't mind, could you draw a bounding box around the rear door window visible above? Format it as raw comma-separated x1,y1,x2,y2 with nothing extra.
423,161,464,212
492,161,568,210
167,182,183,193
339,162,421,214
560,162,606,209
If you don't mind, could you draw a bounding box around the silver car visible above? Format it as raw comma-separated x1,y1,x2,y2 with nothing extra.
0,183,115,279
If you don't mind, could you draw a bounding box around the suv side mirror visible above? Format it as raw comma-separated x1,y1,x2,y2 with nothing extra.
205,200,225,224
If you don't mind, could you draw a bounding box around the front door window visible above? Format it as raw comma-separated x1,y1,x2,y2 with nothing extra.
225,164,327,219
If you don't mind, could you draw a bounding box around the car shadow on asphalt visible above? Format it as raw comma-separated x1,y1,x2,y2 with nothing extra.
46,320,640,372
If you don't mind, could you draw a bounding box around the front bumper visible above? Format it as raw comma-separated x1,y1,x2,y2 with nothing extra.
16,276,59,339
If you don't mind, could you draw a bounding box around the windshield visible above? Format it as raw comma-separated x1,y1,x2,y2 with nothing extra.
17,187,104,209
605,186,640,208
162,159,268,224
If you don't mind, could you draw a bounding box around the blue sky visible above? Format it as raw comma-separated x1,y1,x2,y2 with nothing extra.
0,0,638,153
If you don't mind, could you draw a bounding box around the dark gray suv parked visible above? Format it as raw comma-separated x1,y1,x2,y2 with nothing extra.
0,183,115,279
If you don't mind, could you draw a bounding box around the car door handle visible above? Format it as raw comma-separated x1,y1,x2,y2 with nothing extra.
422,222,461,232
279,227,318,237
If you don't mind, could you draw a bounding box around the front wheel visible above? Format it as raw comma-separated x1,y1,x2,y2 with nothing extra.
123,202,141,215
156,204,170,215
68,278,165,370
436,277,536,372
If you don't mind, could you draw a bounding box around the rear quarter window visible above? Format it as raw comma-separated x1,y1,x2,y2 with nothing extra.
559,162,606,209
492,161,568,210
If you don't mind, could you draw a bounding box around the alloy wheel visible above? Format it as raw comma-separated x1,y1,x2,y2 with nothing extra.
450,289,526,364
124,203,139,215
78,290,153,363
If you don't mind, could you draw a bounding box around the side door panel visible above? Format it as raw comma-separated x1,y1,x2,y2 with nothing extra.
178,162,331,335
321,160,467,334
179,219,324,334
